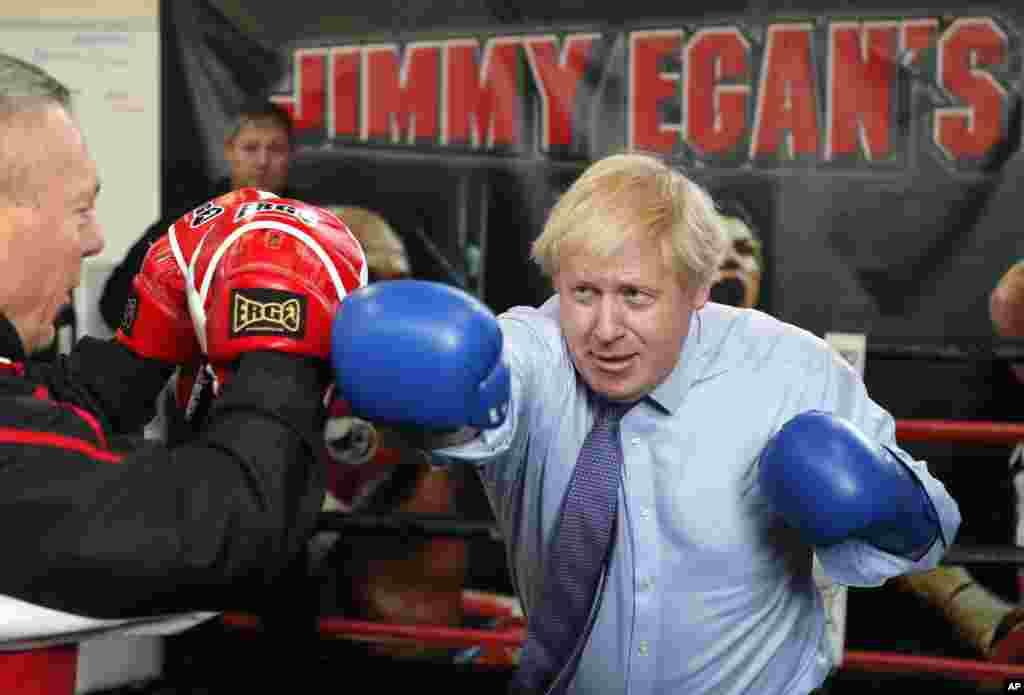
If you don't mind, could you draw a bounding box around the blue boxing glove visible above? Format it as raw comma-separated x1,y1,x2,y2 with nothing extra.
758,410,939,557
331,279,510,430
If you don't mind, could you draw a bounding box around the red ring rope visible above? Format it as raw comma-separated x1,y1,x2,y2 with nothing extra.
844,649,1024,681
896,418,1024,444
226,417,1024,683
221,611,1024,683
315,618,526,648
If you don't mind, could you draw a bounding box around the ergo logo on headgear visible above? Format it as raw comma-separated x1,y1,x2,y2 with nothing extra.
230,288,307,338
233,201,320,226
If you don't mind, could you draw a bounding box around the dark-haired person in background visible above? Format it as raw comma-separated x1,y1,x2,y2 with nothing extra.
99,97,296,331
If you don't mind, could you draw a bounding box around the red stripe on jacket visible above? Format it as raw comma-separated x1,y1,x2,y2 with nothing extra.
0,428,123,464
30,385,110,451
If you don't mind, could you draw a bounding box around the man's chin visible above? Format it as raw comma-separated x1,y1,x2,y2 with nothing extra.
583,371,647,403
242,178,284,195
30,299,73,354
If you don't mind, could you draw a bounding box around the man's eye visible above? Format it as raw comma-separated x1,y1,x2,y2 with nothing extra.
572,286,595,301
734,239,758,256
624,289,654,306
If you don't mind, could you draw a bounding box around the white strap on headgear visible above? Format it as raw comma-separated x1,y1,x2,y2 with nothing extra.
167,223,188,278
186,220,354,354
170,189,279,278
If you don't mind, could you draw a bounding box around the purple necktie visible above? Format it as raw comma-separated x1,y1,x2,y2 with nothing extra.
512,398,633,695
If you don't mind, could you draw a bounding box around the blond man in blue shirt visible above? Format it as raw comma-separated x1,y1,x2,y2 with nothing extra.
331,152,962,694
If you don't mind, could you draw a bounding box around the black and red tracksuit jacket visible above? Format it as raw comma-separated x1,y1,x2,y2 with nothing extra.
0,315,326,620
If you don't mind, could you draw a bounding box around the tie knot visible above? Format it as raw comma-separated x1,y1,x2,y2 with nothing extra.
595,399,634,425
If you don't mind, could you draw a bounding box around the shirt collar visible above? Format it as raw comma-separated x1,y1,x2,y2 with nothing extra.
647,309,704,414
647,303,749,414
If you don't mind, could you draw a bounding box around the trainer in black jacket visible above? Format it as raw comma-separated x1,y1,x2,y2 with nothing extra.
0,314,327,620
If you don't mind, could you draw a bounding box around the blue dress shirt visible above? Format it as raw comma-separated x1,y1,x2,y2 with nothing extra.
434,299,961,695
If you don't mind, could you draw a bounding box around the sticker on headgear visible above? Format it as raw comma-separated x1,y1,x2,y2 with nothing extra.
230,288,306,338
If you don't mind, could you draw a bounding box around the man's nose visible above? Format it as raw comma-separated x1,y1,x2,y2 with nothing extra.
594,298,624,341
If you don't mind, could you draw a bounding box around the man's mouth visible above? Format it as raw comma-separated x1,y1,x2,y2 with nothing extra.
591,353,636,372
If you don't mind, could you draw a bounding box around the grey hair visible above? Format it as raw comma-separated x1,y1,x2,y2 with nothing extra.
0,52,72,113
0,53,74,203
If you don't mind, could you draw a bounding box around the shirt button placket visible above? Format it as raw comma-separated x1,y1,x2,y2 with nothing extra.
625,425,656,694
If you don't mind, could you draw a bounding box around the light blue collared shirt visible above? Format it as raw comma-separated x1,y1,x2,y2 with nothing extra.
435,299,961,695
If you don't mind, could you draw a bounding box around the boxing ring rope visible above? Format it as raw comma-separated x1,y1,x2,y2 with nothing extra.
896,419,1024,444
219,414,1024,684
865,340,1024,363
222,605,527,650
842,651,1024,682
312,510,1024,566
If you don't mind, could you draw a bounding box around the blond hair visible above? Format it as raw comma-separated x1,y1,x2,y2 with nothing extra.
531,152,727,289
329,205,410,279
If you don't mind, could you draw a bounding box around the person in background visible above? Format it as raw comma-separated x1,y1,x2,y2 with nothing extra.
99,96,295,332
708,196,763,311
706,196,1024,673
993,260,1024,602
990,260,1024,385
328,206,411,282
316,204,474,660
330,151,961,694
891,259,1024,664
100,97,297,445
706,192,1023,672
0,51,366,694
